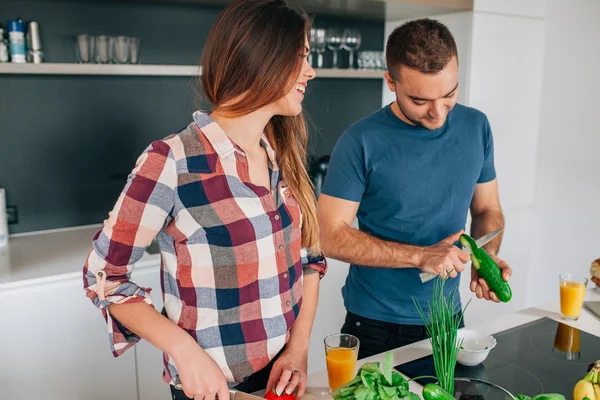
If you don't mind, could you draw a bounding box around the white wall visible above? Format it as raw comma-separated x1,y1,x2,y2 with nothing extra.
308,258,349,373
463,3,547,323
527,0,600,306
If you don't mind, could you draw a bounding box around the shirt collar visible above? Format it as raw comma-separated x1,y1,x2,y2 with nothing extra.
192,110,279,171
193,110,236,159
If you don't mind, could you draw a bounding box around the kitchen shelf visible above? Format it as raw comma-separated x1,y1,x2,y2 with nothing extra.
0,63,385,79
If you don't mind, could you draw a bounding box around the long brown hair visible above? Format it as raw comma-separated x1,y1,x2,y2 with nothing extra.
200,0,320,252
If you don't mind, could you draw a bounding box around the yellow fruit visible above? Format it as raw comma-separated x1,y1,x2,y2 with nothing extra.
573,378,596,400
593,383,600,400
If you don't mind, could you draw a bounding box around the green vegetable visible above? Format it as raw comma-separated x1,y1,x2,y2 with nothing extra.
531,395,567,400
422,383,455,400
516,395,532,400
332,352,416,400
516,394,566,400
460,233,512,302
414,275,469,395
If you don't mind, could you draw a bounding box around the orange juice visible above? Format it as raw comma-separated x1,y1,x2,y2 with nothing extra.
326,347,357,391
560,281,586,318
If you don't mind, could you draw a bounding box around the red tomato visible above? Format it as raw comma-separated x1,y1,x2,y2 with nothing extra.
264,389,296,400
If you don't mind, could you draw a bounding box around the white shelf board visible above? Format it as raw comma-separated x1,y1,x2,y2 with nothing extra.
0,63,201,76
0,63,384,79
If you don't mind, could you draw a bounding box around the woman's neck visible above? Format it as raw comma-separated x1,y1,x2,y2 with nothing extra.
211,108,273,154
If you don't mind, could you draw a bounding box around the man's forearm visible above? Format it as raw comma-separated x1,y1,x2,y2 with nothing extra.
321,223,421,268
470,209,505,255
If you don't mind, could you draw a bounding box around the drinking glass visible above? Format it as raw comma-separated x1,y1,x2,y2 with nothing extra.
113,36,130,64
308,28,317,67
342,29,362,69
326,28,343,69
376,51,386,70
95,35,110,64
76,34,94,63
324,333,359,392
314,28,327,68
129,37,140,64
559,273,588,320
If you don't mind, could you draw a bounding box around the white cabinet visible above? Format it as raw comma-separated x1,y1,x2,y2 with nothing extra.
0,277,138,400
131,264,172,400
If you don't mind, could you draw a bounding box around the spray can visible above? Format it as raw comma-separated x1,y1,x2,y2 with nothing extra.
8,19,26,63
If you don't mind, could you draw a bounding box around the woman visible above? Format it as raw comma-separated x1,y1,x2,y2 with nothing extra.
82,1,327,399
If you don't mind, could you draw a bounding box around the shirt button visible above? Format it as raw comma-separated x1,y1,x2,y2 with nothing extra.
274,214,280,220
279,245,284,250
286,301,291,307
283,273,288,279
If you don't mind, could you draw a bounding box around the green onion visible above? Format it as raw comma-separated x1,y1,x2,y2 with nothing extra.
413,274,470,395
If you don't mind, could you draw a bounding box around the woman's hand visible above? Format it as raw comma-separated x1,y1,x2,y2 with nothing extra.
265,345,309,398
173,341,230,400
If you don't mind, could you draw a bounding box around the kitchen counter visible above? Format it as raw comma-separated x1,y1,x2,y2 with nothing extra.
0,224,160,290
305,288,600,399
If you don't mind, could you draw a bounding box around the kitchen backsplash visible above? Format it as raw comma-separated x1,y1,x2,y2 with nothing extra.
0,0,384,233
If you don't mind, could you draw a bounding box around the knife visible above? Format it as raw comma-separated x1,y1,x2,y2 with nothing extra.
231,390,270,400
419,228,503,284
173,376,267,400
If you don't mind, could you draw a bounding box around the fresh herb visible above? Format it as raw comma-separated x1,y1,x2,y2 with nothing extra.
332,352,425,400
413,274,470,396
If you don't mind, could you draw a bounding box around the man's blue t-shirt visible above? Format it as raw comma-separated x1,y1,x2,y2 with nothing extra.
321,103,496,325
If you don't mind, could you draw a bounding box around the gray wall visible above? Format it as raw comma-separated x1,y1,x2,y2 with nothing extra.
0,0,384,233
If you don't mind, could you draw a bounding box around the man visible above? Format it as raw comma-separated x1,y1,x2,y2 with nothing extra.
317,19,512,359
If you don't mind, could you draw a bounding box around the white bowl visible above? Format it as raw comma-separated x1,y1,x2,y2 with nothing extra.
456,329,497,367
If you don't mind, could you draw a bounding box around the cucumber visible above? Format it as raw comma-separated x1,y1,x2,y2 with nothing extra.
422,384,454,400
460,233,512,303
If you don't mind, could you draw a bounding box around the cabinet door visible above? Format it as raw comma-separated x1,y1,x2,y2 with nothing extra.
131,265,172,400
0,278,138,400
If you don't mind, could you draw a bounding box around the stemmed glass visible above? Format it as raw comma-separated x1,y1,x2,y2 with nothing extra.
314,28,327,68
308,28,317,67
326,28,343,69
342,29,362,69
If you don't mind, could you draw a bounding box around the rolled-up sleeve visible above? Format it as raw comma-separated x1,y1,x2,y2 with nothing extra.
83,140,177,357
301,248,327,278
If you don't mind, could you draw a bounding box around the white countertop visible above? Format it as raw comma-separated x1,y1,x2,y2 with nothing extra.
305,288,600,399
0,225,160,290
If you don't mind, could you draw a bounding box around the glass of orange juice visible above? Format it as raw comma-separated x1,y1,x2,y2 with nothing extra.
324,333,360,392
559,273,588,321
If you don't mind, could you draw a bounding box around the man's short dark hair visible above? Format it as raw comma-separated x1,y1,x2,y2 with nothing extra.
386,18,458,81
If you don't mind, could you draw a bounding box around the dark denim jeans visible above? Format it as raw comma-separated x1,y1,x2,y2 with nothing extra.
341,311,465,360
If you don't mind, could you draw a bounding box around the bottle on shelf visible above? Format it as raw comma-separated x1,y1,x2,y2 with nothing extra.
26,21,43,64
8,18,27,63
0,24,9,63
